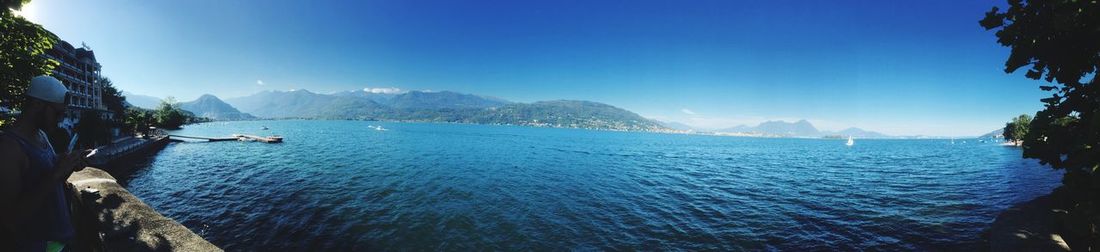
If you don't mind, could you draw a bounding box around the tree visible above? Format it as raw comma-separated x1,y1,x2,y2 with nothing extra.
99,76,126,118
123,106,155,135
1002,114,1032,146
0,1,59,126
982,0,1100,248
1,0,32,10
153,97,186,129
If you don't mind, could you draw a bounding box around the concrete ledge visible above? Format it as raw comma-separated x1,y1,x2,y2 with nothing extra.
67,168,221,251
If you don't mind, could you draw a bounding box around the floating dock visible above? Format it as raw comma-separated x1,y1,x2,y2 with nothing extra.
168,134,283,143
232,134,284,143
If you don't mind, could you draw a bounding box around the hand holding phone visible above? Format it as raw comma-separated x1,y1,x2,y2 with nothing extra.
67,133,79,154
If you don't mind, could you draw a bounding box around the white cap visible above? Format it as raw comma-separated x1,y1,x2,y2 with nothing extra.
27,75,68,104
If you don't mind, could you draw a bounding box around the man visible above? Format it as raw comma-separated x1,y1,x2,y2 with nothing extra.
0,75,91,251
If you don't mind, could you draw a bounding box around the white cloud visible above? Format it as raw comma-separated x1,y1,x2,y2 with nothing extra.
681,109,696,115
256,80,265,86
363,87,404,94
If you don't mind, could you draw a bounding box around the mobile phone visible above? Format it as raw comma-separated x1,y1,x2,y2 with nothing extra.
67,133,79,154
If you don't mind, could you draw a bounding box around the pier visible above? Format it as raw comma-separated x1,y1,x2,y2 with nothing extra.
168,134,283,143
87,136,170,169
166,135,237,142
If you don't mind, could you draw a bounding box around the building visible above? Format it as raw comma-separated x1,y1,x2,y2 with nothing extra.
44,40,111,123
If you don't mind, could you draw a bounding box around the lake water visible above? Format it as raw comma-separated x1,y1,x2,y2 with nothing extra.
121,120,1062,250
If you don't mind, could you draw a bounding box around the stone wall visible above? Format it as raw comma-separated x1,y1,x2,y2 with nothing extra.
67,168,221,251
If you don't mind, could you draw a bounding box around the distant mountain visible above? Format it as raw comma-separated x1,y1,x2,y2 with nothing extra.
758,120,819,136
332,90,399,104
720,120,821,137
978,128,1005,139
463,100,668,131
714,120,891,138
721,125,755,133
387,91,509,109
179,94,256,121
225,89,387,119
122,92,162,109
334,90,509,109
825,127,891,138
227,90,670,132
658,121,696,131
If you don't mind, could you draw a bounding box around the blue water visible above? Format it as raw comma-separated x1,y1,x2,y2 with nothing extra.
122,120,1063,250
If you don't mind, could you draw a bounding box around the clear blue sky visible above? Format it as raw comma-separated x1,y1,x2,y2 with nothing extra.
19,0,1048,136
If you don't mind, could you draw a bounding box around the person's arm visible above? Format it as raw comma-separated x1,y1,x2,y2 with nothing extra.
0,138,29,239
0,139,87,238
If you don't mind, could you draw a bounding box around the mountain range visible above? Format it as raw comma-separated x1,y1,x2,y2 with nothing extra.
713,120,890,138
178,94,256,121
129,89,902,136
213,89,669,131
333,90,511,110
122,91,163,109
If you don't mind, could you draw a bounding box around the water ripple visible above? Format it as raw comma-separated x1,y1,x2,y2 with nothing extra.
122,121,1063,250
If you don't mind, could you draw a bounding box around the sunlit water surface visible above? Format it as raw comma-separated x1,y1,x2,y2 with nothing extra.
122,120,1062,250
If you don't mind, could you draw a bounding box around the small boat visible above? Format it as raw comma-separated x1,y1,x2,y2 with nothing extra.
369,125,388,131
846,136,854,146
261,126,269,130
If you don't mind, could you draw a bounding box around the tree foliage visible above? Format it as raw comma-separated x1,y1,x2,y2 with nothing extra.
982,0,1100,247
123,106,154,134
149,97,208,129
1,0,32,11
0,4,59,126
1003,114,1032,145
99,76,126,118
153,97,186,129
982,0,1100,171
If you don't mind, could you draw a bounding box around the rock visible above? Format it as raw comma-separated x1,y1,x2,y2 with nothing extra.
987,191,1080,251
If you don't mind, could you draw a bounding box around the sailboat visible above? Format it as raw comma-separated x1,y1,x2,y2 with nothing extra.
846,136,854,146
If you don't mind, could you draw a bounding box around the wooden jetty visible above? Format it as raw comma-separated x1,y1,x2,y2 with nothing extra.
168,134,283,143
232,134,284,143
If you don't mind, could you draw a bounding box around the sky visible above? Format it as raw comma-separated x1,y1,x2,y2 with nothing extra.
17,0,1050,136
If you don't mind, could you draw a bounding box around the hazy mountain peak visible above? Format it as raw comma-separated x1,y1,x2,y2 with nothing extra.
363,87,404,94
179,94,256,121
715,119,820,137
122,91,163,109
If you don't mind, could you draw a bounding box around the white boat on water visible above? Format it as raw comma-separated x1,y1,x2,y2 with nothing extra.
846,136,854,146
369,125,388,131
